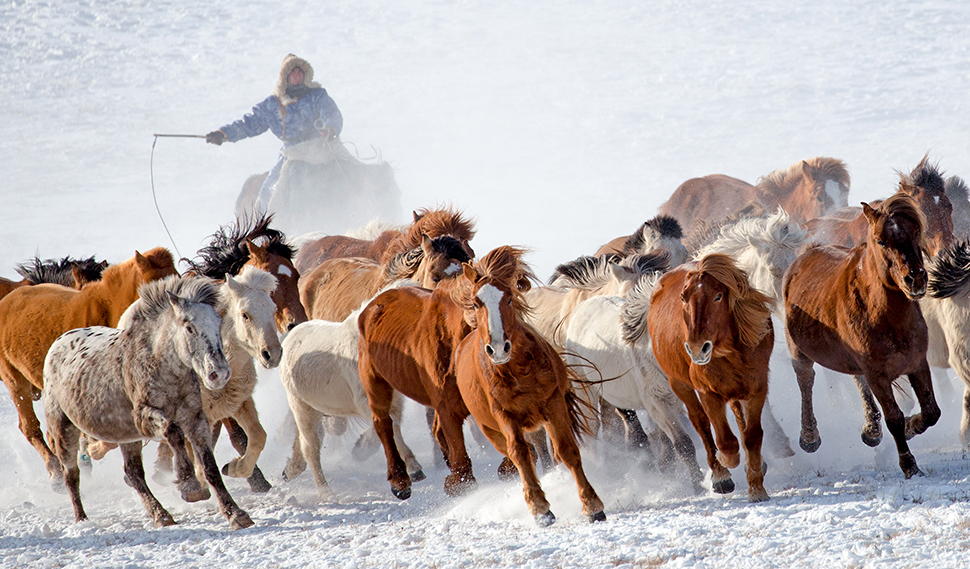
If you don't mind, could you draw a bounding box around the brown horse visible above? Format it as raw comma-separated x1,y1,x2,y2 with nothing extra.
453,246,605,525
649,253,775,502
803,158,954,257
783,193,938,478
295,206,477,274
659,157,851,239
0,248,177,482
300,233,474,322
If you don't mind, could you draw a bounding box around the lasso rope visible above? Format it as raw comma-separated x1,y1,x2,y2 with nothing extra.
150,134,204,261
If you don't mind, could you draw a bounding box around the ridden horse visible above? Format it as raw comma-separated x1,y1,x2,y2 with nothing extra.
0,248,177,482
649,254,775,502
659,156,851,239
300,233,473,322
783,193,938,478
43,276,253,529
453,246,606,525
802,158,953,257
279,280,425,497
594,215,689,266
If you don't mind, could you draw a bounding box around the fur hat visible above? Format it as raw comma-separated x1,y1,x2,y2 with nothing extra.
273,54,322,106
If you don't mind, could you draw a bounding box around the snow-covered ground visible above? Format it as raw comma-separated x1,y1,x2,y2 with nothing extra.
3,0,970,567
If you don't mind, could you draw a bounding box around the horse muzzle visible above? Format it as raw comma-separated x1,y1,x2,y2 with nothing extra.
199,359,231,390
485,340,512,365
903,267,928,300
684,341,713,366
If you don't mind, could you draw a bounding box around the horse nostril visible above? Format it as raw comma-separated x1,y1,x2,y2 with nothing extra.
702,341,713,356
262,349,271,362
503,340,511,354
485,344,494,356
287,323,297,332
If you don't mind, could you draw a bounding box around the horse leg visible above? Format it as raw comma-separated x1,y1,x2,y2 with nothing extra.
119,442,176,527
45,399,85,521
525,428,554,471
904,360,941,440
220,400,266,480
697,392,740,469
291,396,333,497
669,380,733,493
390,394,425,482
425,406,447,469
364,374,413,500
183,416,254,529
650,401,704,493
437,404,477,497
736,398,768,502
544,398,605,523
222,416,271,493
153,439,175,482
853,375,883,447
598,398,626,445
3,372,62,484
160,421,208,503
867,375,922,478
960,378,970,452
760,401,795,458
791,351,822,452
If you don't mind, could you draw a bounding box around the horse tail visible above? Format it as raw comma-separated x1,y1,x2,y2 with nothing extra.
562,359,599,442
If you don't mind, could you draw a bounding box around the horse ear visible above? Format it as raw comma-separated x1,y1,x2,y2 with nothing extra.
166,290,186,312
862,202,879,225
225,273,243,294
461,262,479,283
421,233,434,254
461,240,476,261
245,240,266,260
413,210,422,223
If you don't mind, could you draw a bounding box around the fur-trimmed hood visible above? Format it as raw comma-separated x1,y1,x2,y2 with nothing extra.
274,54,322,106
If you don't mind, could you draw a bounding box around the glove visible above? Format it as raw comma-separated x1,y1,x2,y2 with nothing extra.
206,130,226,145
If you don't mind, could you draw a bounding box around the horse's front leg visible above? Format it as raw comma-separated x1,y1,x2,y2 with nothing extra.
45,403,85,521
867,374,922,478
222,417,272,493
790,351,821,452
135,405,207,502
698,392,740,469
669,379,733,494
543,399,606,524
364,374,413,500
853,375,883,447
735,397,768,502
502,423,556,526
119,442,176,527
182,412,254,529
437,402,476,497
905,360,941,440
220,399,266,480
390,394,425,482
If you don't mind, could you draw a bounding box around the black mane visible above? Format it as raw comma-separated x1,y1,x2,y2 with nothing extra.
622,215,683,256
15,255,107,286
929,239,970,299
184,213,295,279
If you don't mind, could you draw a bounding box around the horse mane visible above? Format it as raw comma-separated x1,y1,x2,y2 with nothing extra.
185,213,296,278
690,254,773,348
14,255,107,286
453,246,536,317
382,235,472,282
757,156,850,192
345,218,406,240
130,275,220,322
877,192,926,248
620,270,666,345
694,208,807,260
548,254,620,287
928,239,970,298
233,265,278,296
622,215,683,253
946,175,969,203
900,155,945,198
409,206,477,244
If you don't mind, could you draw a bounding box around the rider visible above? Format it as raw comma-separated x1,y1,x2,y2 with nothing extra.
206,54,343,214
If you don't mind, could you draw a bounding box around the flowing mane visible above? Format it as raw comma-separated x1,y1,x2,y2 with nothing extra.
928,239,970,299
381,206,477,266
233,264,278,297
622,215,683,253
186,213,296,278
757,156,850,194
15,256,107,286
695,209,806,260
382,235,472,282
878,192,927,251
130,276,220,322
689,254,772,349
620,271,665,345
453,246,536,317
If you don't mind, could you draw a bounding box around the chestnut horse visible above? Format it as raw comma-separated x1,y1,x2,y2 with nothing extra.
649,253,775,502
659,156,851,239
0,247,177,482
594,215,689,266
783,193,939,478
802,157,953,257
453,246,605,525
295,206,477,274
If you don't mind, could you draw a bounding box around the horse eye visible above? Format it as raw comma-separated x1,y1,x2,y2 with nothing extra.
242,312,251,321
714,293,723,302
877,240,886,247
185,323,196,335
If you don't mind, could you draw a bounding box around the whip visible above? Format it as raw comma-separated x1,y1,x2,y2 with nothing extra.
150,133,207,262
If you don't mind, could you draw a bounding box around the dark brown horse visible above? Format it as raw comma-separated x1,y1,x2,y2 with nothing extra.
649,253,775,502
453,246,605,525
802,157,953,257
659,157,851,239
783,193,938,478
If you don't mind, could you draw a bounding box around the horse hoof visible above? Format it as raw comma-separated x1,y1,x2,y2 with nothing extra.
535,511,556,527
181,487,210,503
712,478,735,494
589,510,607,523
247,468,272,494
861,431,882,447
748,489,770,503
155,514,177,527
497,458,518,482
444,474,477,497
409,469,427,483
799,436,821,453
391,486,412,500
230,511,255,530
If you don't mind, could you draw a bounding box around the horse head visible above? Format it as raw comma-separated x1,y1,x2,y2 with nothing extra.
134,247,179,284
411,233,474,288
767,157,850,223
897,157,953,257
223,266,282,369
680,254,772,365
628,216,688,266
245,239,308,332
166,289,230,391
862,193,928,300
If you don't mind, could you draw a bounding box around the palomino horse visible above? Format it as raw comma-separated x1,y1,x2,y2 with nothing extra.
43,276,253,529
659,156,851,239
649,254,775,502
300,233,473,322
453,246,606,525
186,213,308,333
295,206,477,274
802,158,953,257
784,193,939,478
0,248,177,482
279,280,425,497
594,215,689,266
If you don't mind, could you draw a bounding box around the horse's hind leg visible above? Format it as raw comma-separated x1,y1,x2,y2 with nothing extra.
425,406,447,469
288,394,333,498
160,422,208,503
45,402,85,521
760,401,795,459
119,442,176,527
867,374,922,478
650,402,704,493
791,352,821,452
905,361,941,440
544,398,605,523
853,375,883,447
735,398,768,502
390,394,425,482
3,372,62,484
183,416,254,529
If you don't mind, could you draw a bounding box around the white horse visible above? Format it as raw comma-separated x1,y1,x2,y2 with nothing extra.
564,273,705,490
279,280,425,497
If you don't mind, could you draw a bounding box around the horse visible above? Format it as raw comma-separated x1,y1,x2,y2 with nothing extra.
43,276,253,529
649,253,775,502
659,156,851,239
594,215,689,266
783,193,939,478
563,268,705,491
11,255,108,290
802,157,953,257
299,233,473,322
453,246,606,525
185,213,308,333
279,280,425,497
295,206,477,275
0,248,177,483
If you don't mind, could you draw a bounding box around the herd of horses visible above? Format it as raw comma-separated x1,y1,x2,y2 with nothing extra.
3,153,969,529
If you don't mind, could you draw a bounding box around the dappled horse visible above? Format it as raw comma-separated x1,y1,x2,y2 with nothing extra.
802,157,953,257
659,156,850,239
649,253,775,501
783,193,938,478
454,246,605,525
594,215,689,266
0,248,176,483
43,276,253,529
